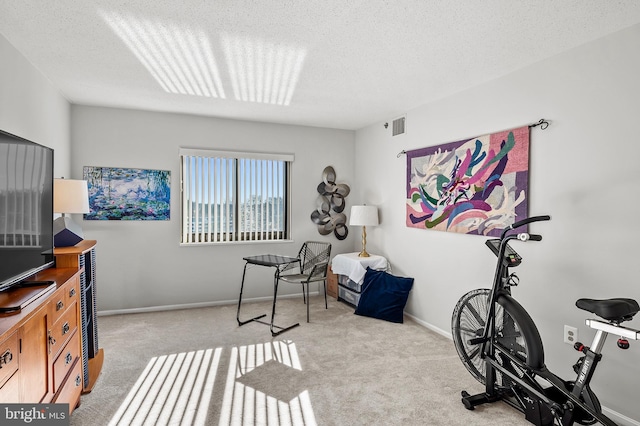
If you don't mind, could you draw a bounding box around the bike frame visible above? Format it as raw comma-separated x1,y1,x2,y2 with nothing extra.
466,215,622,426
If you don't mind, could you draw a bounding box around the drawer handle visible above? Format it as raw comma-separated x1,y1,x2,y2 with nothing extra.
0,349,12,368
48,332,56,351
62,322,70,335
65,352,73,365
75,375,82,387
56,300,64,311
69,288,76,297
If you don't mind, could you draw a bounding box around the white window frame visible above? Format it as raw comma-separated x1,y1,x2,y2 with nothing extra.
180,148,293,245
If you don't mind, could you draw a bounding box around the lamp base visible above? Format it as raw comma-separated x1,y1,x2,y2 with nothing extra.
53,216,84,247
358,225,371,257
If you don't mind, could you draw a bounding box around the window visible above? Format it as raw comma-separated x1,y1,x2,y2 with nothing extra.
180,148,293,244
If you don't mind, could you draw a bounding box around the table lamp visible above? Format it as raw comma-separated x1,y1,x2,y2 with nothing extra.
53,178,90,247
349,205,379,257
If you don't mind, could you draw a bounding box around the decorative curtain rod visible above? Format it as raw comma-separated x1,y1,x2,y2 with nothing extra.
396,118,550,157
528,118,549,129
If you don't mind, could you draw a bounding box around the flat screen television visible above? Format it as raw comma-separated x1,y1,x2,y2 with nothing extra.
0,129,55,292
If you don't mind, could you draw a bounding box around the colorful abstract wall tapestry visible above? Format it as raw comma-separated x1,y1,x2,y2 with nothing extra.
406,126,529,236
83,166,170,220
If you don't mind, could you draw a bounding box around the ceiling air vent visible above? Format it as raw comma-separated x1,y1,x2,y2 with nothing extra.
392,116,406,136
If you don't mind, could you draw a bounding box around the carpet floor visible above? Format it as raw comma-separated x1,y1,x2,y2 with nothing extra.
70,296,529,425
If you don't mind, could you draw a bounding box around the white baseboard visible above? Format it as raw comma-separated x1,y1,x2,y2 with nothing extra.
404,312,452,340
602,407,640,426
97,292,310,317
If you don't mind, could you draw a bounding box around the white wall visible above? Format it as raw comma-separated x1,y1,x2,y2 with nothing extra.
5,20,640,422
0,34,70,176
70,105,355,312
354,23,640,423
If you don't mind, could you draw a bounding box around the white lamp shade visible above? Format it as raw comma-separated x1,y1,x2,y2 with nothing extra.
54,178,90,214
349,205,379,226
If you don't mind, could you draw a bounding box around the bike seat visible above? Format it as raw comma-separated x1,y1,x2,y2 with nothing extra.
576,298,640,322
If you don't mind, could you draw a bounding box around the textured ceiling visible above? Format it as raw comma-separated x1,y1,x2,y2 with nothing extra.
2,1,640,130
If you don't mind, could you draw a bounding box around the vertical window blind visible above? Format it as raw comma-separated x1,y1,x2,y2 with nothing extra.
180,148,293,244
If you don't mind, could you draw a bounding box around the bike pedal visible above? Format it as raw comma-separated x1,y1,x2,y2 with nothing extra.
617,338,630,349
469,336,489,345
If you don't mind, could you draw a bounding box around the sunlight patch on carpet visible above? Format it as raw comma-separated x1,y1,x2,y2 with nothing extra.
219,340,317,426
108,348,222,425
108,341,316,425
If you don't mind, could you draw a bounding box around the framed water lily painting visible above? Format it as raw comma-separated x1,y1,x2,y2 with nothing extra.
83,166,170,220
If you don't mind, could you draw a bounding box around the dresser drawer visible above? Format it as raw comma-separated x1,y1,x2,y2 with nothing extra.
53,330,80,392
51,277,80,325
0,331,19,387
49,301,78,358
0,369,20,403
53,357,82,415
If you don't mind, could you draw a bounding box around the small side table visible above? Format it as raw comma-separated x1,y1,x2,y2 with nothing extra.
331,252,389,307
236,254,301,336
327,266,338,299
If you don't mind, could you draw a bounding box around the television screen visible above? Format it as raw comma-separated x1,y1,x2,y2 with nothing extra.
0,130,55,292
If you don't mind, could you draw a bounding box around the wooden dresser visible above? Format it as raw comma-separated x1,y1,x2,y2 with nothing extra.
0,267,83,412
0,240,102,414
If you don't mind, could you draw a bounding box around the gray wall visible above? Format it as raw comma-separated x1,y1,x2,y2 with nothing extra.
354,23,640,423
0,34,70,175
70,105,355,312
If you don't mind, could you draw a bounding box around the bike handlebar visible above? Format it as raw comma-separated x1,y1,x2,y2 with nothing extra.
510,215,551,230
501,215,551,239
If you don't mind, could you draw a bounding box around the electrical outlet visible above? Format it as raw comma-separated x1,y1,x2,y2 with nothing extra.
564,325,578,344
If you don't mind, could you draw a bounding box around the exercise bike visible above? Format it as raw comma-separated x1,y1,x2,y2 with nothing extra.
451,215,640,426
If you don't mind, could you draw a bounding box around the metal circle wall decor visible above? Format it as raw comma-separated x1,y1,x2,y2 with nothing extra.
310,166,350,240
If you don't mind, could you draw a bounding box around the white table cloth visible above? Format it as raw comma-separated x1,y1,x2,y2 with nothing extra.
331,252,389,284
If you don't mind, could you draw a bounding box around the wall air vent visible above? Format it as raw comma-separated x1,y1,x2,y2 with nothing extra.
392,116,406,136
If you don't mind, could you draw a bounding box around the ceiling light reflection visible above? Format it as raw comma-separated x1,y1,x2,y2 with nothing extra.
100,10,225,98
222,35,306,106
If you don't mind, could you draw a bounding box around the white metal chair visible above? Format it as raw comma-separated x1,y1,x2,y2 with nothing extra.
278,241,332,322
